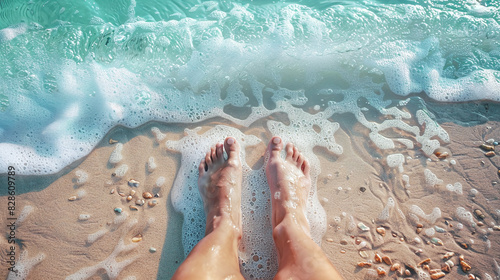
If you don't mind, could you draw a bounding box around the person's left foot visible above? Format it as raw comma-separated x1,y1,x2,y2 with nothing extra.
198,137,243,235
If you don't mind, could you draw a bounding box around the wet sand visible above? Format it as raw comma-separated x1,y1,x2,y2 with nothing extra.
1,117,500,279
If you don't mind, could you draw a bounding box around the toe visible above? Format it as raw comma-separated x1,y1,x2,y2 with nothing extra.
285,143,294,160
215,143,224,161
210,146,217,162
224,137,240,164
292,146,299,161
205,151,212,167
302,159,311,177
199,159,207,174
267,137,283,158
297,153,305,168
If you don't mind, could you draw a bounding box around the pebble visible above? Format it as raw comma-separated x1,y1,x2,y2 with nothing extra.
130,189,136,196
374,253,382,263
376,267,387,276
359,250,369,258
127,195,133,201
132,234,142,242
326,238,334,243
110,189,115,194
474,209,485,219
78,214,90,221
68,196,77,201
148,199,158,207
358,262,372,268
128,179,140,187
382,256,392,265
376,227,386,236
143,192,153,199
149,247,157,253
358,222,370,232
430,238,443,246
129,205,139,211
340,239,348,245
114,207,122,213
494,141,499,146
485,151,496,157
480,144,495,151
450,159,456,165
136,199,145,206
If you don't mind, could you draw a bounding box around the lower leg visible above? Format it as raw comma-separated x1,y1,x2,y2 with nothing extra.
172,137,244,280
266,137,343,280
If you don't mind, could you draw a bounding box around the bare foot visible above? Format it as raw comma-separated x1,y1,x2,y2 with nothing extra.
265,136,311,235
198,137,242,236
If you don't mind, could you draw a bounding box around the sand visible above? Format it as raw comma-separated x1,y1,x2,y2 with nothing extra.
1,115,500,280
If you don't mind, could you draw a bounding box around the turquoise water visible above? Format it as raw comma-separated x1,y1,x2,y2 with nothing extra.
0,0,499,174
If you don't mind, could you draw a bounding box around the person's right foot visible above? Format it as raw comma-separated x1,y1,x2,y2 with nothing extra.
265,136,312,235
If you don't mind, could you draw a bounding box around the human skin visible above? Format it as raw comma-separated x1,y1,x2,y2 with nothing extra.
172,136,343,280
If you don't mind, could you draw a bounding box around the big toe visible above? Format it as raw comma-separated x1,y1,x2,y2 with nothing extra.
224,137,240,163
267,137,283,158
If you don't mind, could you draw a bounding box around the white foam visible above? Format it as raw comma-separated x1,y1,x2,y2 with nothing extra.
147,156,157,173
456,207,474,227
75,170,88,185
114,164,129,178
409,205,441,224
17,205,34,225
87,229,108,244
446,182,463,195
66,239,138,280
424,169,442,189
7,250,45,280
109,143,124,165
155,176,166,187
151,127,166,143
378,197,395,222
387,153,405,173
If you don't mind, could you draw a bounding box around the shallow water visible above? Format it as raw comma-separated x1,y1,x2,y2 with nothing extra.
1,0,500,279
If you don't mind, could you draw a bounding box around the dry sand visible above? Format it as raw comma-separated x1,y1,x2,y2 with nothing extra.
1,117,500,280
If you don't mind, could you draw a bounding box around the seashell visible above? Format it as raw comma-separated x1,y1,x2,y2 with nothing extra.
68,196,77,201
127,195,133,201
416,227,423,234
355,238,362,245
359,250,369,258
149,247,157,253
416,223,423,228
376,267,387,276
326,238,334,243
434,151,449,159
358,222,370,232
418,258,431,266
132,234,142,242
480,144,495,151
109,138,118,144
423,264,430,271
129,205,139,211
110,188,115,194
154,193,160,198
130,190,136,196
135,199,145,206
474,209,485,219
431,272,445,279
460,260,471,272
376,227,386,236
405,269,411,276
148,199,157,207
442,252,454,260
434,226,446,233
494,225,500,231
357,262,372,268
441,263,451,273
114,207,122,213
390,263,400,271
128,179,140,187
430,238,443,246
382,256,392,265
468,274,476,280
118,192,126,197
143,192,153,199
374,253,382,263
485,151,496,157
429,269,441,274
459,242,468,249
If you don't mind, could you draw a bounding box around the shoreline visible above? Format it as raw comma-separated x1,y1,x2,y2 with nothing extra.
1,115,500,279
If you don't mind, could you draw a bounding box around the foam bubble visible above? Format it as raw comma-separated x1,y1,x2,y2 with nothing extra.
387,154,405,173
109,144,124,165
75,170,89,185
114,164,129,178
424,169,442,189
147,156,157,173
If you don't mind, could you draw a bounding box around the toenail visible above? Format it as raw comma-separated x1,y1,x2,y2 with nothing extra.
227,138,235,145
273,137,281,144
